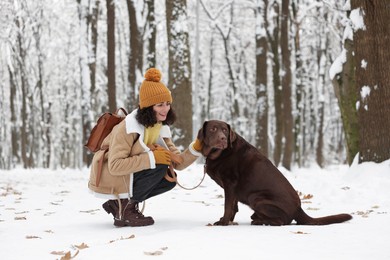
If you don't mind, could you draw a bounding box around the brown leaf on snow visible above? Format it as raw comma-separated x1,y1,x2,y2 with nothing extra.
306,207,320,211
109,234,135,243
14,216,26,220
50,201,63,205
62,250,79,260
352,210,374,218
15,211,29,214
79,209,100,214
44,230,54,233
26,235,41,239
73,243,89,250
296,191,313,200
291,231,310,235
144,250,163,256
55,190,70,195
51,251,66,255
302,194,313,200
54,250,79,260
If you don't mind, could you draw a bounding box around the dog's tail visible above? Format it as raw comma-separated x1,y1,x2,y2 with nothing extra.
294,207,352,225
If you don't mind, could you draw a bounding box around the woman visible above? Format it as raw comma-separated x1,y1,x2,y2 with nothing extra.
88,68,202,227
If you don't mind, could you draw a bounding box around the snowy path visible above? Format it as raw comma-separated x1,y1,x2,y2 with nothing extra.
1,161,390,260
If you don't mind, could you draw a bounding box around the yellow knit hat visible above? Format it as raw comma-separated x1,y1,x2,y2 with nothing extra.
139,68,173,109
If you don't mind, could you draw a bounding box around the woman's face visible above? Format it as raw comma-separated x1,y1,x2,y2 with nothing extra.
153,102,171,122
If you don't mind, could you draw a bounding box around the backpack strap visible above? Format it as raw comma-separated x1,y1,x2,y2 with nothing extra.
96,146,109,187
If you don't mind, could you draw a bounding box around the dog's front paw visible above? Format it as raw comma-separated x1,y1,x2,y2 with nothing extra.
213,217,229,226
213,220,228,226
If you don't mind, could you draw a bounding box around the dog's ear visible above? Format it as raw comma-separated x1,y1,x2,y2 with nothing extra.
227,123,236,147
197,121,208,142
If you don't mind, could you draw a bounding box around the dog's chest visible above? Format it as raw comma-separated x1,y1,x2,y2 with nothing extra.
205,160,236,188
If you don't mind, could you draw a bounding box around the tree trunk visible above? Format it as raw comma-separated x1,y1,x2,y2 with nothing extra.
332,35,358,165
15,16,30,168
166,0,193,147
127,0,142,108
269,1,283,166
281,0,293,170
352,0,390,163
292,0,304,167
107,0,116,112
146,0,156,68
9,66,19,166
78,0,93,166
255,0,269,157
89,0,99,112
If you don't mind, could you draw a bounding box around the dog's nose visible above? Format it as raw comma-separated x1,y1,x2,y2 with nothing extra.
219,133,227,141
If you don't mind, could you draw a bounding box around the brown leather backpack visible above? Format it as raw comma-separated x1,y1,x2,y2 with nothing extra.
85,108,128,152
85,108,128,187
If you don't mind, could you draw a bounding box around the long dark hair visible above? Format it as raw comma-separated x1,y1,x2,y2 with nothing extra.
136,105,177,128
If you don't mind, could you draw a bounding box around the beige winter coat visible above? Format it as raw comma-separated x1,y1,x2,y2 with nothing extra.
88,109,201,199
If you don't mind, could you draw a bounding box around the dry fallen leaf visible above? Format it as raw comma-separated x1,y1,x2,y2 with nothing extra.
60,250,79,260
79,209,100,214
291,231,309,235
60,251,72,260
144,250,163,256
296,191,314,200
15,211,29,214
302,194,313,200
352,210,374,218
51,251,66,255
14,216,26,220
73,242,89,250
109,234,135,243
26,235,41,239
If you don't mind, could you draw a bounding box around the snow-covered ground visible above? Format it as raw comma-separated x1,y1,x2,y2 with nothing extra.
1,159,390,260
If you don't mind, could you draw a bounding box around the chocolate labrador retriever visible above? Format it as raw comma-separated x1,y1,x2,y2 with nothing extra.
198,120,352,226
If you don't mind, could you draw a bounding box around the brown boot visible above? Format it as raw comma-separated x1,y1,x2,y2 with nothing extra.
102,200,118,217
114,199,154,227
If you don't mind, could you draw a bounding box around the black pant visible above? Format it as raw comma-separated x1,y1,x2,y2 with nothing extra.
131,164,176,202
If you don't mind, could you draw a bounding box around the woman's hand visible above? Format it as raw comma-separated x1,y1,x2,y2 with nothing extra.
192,139,202,152
152,149,171,165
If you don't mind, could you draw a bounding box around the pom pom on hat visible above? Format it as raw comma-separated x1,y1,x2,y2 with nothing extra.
144,68,162,82
139,68,173,109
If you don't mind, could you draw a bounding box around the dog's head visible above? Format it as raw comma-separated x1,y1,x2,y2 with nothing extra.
197,120,236,160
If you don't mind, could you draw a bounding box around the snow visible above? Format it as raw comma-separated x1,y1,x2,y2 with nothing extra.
1,159,390,260
361,59,367,69
350,7,366,31
360,85,371,99
329,48,346,80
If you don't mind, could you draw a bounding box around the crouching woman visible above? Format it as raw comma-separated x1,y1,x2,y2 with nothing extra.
88,68,202,227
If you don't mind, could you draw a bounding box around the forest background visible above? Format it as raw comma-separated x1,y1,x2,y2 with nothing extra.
0,0,389,170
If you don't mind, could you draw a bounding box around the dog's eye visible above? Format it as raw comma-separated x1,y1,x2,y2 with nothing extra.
210,127,217,132
222,128,228,133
